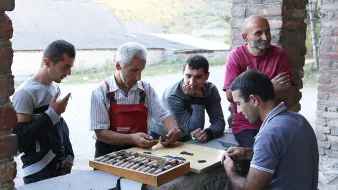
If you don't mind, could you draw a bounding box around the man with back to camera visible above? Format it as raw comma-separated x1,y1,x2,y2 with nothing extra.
12,40,75,184
151,55,225,142
221,70,318,190
90,42,183,158
223,15,293,175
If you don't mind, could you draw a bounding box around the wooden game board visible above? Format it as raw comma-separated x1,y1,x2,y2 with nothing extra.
129,142,225,173
89,150,190,187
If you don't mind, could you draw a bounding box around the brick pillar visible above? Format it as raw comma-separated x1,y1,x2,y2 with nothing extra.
316,0,338,156
0,1,17,190
228,0,307,126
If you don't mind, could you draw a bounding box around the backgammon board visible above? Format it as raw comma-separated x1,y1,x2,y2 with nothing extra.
129,142,225,173
89,149,190,187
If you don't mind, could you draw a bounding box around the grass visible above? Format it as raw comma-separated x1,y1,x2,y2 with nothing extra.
9,58,227,87
302,61,318,87
62,63,113,84
95,0,231,34
143,58,225,76
14,58,318,87
57,58,225,84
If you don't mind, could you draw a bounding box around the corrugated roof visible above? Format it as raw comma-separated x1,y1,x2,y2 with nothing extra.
6,0,226,52
52,0,93,2
149,33,230,51
121,21,163,34
131,33,200,51
7,0,128,50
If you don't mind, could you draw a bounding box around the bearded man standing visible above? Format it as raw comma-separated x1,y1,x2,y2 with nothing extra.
223,15,293,175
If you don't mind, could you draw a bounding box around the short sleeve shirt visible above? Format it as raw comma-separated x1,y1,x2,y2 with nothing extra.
250,103,319,190
223,45,293,135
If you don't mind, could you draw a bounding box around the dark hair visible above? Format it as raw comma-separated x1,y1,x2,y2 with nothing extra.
231,70,275,102
42,40,76,65
183,55,209,74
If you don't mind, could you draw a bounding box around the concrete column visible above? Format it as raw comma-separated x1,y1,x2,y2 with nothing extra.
316,0,338,156
0,1,17,190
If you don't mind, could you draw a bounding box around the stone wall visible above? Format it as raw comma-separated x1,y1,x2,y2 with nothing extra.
316,0,338,156
147,167,231,190
227,0,308,127
0,1,17,190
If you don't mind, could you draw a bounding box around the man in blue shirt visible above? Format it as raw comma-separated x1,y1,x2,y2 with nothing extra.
151,55,225,142
221,70,318,190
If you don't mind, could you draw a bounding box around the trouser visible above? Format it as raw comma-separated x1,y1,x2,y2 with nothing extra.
94,140,134,158
23,159,66,184
234,129,259,176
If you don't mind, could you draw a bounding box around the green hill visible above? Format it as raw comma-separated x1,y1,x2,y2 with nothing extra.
94,0,231,35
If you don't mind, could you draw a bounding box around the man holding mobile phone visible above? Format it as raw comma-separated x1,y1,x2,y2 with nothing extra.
12,40,76,184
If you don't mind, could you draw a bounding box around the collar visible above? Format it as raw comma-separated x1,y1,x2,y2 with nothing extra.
108,74,145,92
260,102,287,131
130,81,145,91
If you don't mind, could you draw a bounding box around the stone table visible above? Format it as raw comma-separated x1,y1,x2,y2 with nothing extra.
16,132,238,190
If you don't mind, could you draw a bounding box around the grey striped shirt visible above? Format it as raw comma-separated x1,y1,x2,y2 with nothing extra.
90,74,171,134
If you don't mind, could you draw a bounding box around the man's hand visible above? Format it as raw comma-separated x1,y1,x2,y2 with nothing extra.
50,92,71,115
62,162,73,174
226,147,247,160
221,151,237,174
56,161,73,174
182,84,202,97
131,133,158,149
271,72,291,86
160,128,182,146
271,72,292,101
191,128,208,142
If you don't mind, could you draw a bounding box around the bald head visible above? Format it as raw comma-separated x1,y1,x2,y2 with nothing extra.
241,15,271,55
243,15,270,34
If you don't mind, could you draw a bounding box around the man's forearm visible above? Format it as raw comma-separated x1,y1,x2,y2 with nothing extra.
95,129,134,145
207,92,226,138
226,89,233,102
166,96,204,134
13,113,53,152
208,117,225,138
273,84,291,101
188,104,206,131
226,170,246,190
63,132,74,164
162,115,179,132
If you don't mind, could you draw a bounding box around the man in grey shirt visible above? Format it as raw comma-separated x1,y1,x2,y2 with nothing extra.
151,55,225,142
12,40,75,184
221,70,318,190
